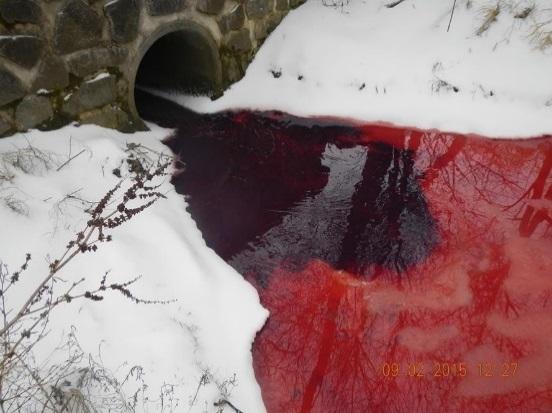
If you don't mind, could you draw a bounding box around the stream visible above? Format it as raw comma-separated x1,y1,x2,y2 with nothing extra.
138,90,552,413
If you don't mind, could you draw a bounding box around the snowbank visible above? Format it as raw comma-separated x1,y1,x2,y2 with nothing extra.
0,124,268,412
168,0,552,138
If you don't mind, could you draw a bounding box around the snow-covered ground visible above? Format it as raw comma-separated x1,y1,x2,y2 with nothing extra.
169,0,552,138
1,1,552,412
0,125,267,412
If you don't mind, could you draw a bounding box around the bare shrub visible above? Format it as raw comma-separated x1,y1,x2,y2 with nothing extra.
0,148,173,412
529,13,552,49
0,143,59,178
476,1,501,35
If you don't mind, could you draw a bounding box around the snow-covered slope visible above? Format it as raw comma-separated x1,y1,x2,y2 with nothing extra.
0,125,268,412
170,0,552,138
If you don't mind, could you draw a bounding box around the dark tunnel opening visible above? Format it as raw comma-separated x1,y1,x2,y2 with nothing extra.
134,26,221,121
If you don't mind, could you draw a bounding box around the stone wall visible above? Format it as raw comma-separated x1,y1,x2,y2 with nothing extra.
0,0,304,137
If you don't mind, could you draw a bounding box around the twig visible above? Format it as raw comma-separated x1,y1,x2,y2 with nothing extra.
0,227,95,338
214,399,244,413
0,157,171,412
56,149,86,172
23,137,48,172
12,353,57,413
189,372,209,411
447,0,457,32
385,0,407,8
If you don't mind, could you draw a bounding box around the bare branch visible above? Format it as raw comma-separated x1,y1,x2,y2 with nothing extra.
385,0,407,8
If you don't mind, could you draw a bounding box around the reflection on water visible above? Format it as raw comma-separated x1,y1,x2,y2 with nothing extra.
139,91,552,413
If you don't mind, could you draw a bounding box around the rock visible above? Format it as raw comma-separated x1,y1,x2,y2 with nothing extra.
245,0,274,19
0,69,25,107
67,47,127,78
62,74,117,116
0,111,13,136
275,0,288,11
255,13,282,40
225,29,252,52
79,104,131,131
0,35,44,69
117,78,128,97
218,4,245,33
32,55,69,91
254,20,266,40
290,0,305,7
145,0,185,16
105,0,140,44
15,95,53,130
196,0,225,15
221,52,243,83
54,0,103,54
269,13,283,28
0,0,42,24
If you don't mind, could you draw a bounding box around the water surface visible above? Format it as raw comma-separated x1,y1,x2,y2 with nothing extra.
140,91,552,413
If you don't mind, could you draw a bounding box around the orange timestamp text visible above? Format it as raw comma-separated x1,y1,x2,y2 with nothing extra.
380,361,518,379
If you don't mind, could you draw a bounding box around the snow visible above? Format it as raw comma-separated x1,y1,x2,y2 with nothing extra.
105,0,122,7
88,72,111,82
0,125,268,412
0,35,36,40
1,1,552,412
165,0,552,138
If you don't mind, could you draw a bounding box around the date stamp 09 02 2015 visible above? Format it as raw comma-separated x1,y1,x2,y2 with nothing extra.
380,361,519,379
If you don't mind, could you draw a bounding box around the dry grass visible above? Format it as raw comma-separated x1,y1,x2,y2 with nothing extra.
514,5,534,19
529,15,552,49
0,144,58,216
322,0,350,11
471,1,552,49
0,144,60,194
2,194,28,216
476,1,501,35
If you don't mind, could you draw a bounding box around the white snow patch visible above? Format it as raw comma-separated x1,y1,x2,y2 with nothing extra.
88,72,111,83
105,0,122,7
0,125,268,412
0,35,36,40
167,0,552,138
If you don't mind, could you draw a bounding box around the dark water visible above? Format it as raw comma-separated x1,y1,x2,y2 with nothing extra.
139,91,552,413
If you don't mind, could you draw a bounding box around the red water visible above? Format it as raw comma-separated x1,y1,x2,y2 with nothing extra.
139,91,552,413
